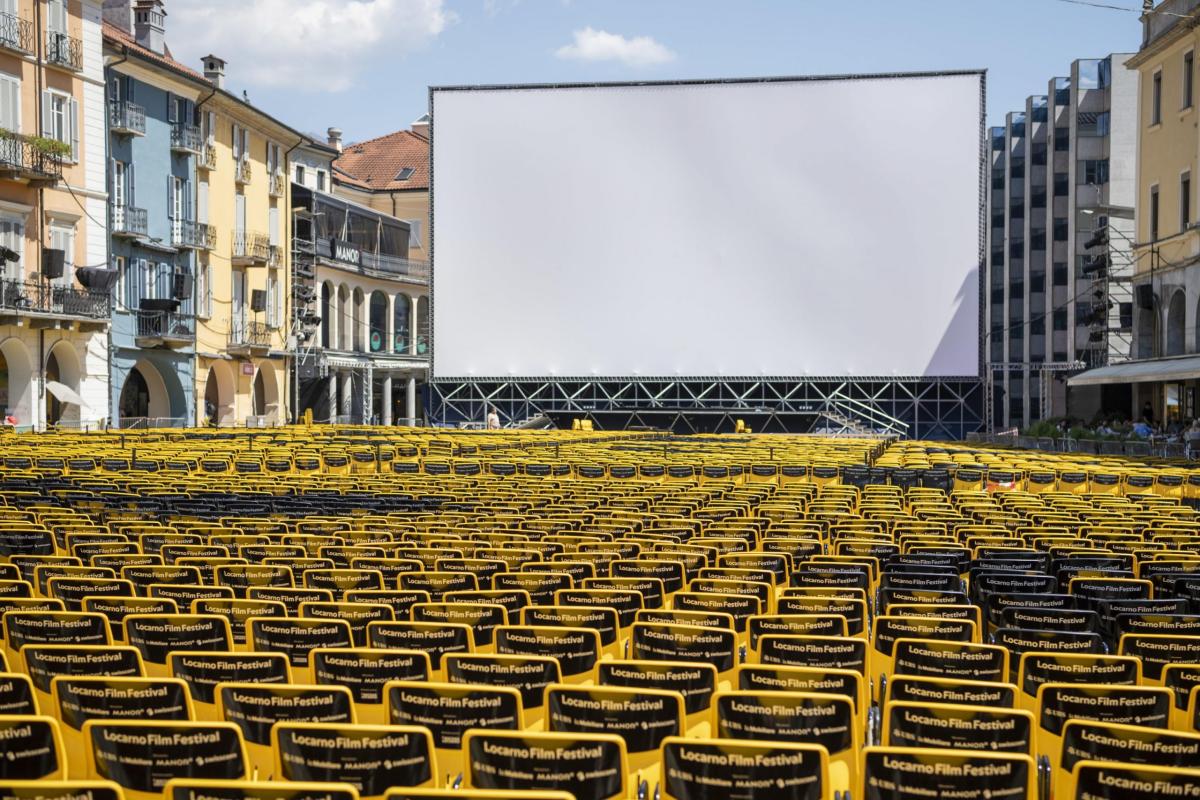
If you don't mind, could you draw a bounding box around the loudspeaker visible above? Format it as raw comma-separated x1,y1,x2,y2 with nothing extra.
172,272,191,300
1136,284,1155,309
251,289,267,313
41,248,64,279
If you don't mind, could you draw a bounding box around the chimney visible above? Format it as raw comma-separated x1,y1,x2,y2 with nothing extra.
327,127,343,153
411,113,430,139
202,55,226,89
132,0,166,54
102,0,133,32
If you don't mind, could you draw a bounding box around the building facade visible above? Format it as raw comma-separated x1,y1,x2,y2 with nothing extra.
0,0,109,431
103,3,198,427
292,179,427,424
987,54,1138,430
1082,2,1200,424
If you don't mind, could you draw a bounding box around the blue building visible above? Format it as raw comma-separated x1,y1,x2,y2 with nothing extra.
104,4,201,426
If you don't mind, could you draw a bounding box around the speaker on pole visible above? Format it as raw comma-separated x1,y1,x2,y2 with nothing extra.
172,272,191,300
1136,284,1155,309
251,289,267,313
41,248,64,279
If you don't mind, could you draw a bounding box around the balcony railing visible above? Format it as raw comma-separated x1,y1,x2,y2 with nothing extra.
109,101,145,136
198,143,216,171
0,12,33,54
233,231,270,264
135,308,194,345
45,31,82,71
0,279,110,319
170,123,203,154
235,159,252,184
110,204,148,238
171,219,215,250
228,319,271,351
0,134,62,184
270,171,285,197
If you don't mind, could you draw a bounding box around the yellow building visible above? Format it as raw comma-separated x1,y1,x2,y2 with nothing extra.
192,56,308,426
1119,1,1200,421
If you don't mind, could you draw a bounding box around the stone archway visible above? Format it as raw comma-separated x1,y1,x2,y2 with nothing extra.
0,336,33,427
251,364,280,424
44,339,82,427
203,361,236,425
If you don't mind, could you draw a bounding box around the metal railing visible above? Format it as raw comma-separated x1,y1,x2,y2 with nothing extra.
45,31,81,70
110,204,148,237
135,309,194,342
0,279,109,318
0,135,62,182
966,432,1191,460
198,143,217,171
233,231,270,263
109,101,145,135
228,319,271,349
171,219,215,250
170,123,203,153
0,11,33,53
117,416,188,430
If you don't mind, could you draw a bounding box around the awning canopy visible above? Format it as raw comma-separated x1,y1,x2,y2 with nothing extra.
1067,355,1200,387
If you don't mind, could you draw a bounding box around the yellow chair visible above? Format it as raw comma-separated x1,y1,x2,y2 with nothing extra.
1068,759,1200,799
461,730,626,800
272,722,438,799
658,738,830,800
861,747,1035,799
0,715,66,779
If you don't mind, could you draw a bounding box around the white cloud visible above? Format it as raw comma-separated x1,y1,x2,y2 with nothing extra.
169,0,456,93
555,27,675,67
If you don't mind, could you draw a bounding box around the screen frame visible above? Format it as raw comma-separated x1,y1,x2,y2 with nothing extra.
428,69,987,381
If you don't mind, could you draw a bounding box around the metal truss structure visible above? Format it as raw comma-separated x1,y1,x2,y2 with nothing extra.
428,377,984,440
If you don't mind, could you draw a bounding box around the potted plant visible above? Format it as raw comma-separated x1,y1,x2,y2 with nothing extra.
26,135,70,161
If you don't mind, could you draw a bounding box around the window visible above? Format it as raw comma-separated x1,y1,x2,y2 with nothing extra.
1010,201,1024,219
1031,272,1046,293
1053,262,1068,285
1031,142,1047,166
1009,238,1025,259
0,70,18,133
1081,159,1109,185
992,211,1005,229
317,170,326,191
0,215,23,279
1186,51,1195,110
1031,316,1046,335
48,222,73,285
1153,70,1163,125
141,258,155,301
395,167,414,181
1054,128,1069,151
295,164,306,185
1077,111,1110,137
1054,219,1069,241
232,124,249,162
197,258,210,318
1183,171,1192,231
267,269,279,328
1054,173,1069,196
46,0,66,35
1031,230,1046,251
1150,184,1160,241
42,90,77,160
991,169,1004,190
1053,308,1068,331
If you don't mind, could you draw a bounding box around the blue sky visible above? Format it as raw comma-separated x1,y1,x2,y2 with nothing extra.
169,0,1141,144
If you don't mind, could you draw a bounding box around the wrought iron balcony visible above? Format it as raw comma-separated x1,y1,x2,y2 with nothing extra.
270,171,286,197
0,134,62,185
0,279,110,320
110,204,148,238
134,307,194,347
198,143,217,171
233,231,270,265
0,12,33,54
171,219,216,250
235,159,252,184
45,31,81,71
170,123,203,154
228,319,271,353
109,101,145,136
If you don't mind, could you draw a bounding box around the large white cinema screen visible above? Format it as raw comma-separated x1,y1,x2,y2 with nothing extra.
431,73,983,378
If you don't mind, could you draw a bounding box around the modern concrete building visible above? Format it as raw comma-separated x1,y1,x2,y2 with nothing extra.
0,0,110,431
987,54,1138,430
1073,2,1200,424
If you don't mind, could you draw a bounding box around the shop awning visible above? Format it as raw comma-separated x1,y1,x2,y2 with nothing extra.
1067,356,1200,387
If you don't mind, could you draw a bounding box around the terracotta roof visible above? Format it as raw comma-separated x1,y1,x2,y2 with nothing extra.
333,128,429,192
103,22,206,81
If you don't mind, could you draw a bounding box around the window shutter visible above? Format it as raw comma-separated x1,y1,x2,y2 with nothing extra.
269,206,279,246
197,179,208,224
40,90,50,137
167,94,177,124
128,162,135,205
69,97,78,161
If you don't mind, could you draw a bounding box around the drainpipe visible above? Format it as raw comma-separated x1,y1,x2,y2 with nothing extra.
33,0,43,429
105,47,129,428
284,135,303,423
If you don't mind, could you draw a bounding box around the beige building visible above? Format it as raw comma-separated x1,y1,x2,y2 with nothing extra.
0,0,110,430
1092,1,1200,423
